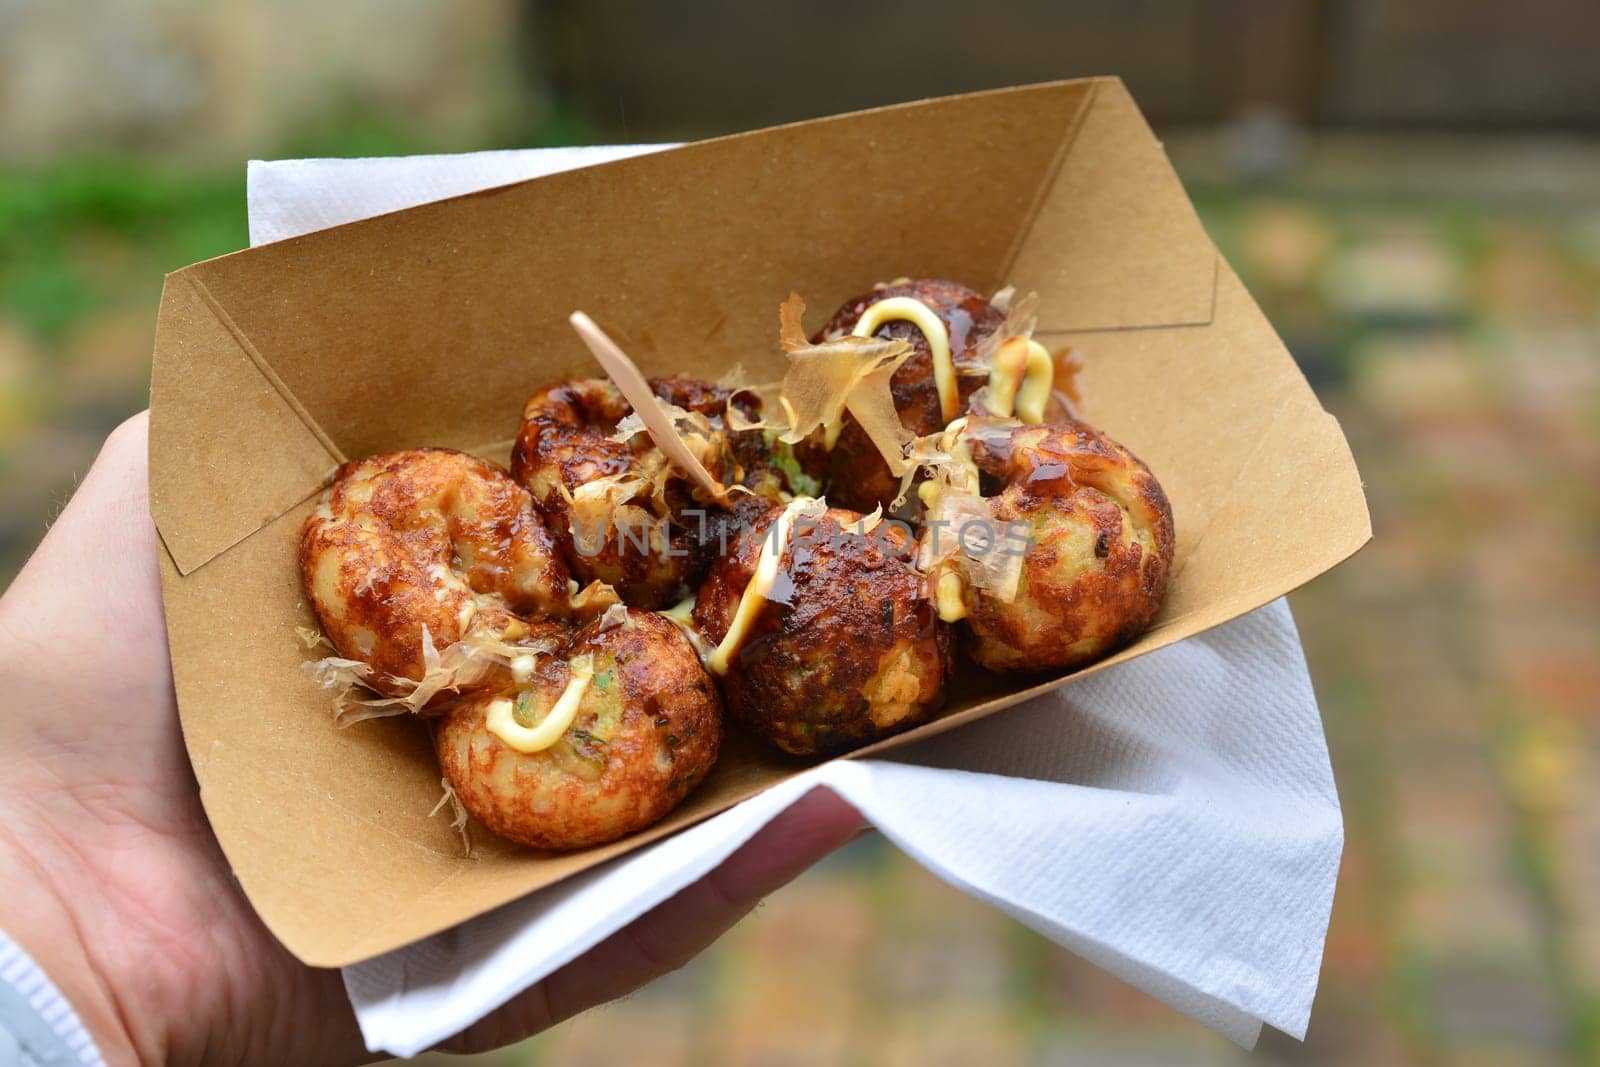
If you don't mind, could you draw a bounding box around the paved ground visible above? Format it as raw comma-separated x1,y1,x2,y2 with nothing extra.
2,136,1596,1066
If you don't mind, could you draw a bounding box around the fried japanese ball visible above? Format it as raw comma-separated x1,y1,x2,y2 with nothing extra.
512,375,785,609
436,608,721,851
300,447,605,700
693,502,950,756
956,419,1174,672
797,278,1006,511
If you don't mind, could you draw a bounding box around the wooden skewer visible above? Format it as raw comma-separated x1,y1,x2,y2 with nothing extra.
567,311,731,507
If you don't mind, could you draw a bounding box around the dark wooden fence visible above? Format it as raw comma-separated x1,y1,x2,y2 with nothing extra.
523,0,1600,137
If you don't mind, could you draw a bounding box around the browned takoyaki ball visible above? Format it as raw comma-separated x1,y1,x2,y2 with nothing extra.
797,278,1006,511
436,608,722,850
957,419,1174,672
513,375,784,609
693,503,951,756
300,448,603,700
651,375,788,503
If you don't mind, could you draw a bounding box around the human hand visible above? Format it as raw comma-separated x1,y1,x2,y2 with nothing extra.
0,412,863,1065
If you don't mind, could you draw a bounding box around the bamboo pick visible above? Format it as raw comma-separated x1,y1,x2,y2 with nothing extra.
568,311,731,507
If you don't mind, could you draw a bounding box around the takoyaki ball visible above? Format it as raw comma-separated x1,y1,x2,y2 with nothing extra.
513,375,783,609
797,278,1006,511
959,419,1174,672
693,503,951,756
651,374,790,503
436,608,721,851
300,448,599,700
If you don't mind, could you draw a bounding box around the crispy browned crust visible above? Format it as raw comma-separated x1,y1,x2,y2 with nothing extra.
511,375,783,609
960,420,1175,672
693,505,950,756
796,278,1005,511
299,448,578,697
435,609,722,850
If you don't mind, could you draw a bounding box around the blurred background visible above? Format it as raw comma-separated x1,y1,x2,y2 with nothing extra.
2,1,1597,1064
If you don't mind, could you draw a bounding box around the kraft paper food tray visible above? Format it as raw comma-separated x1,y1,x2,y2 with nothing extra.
147,77,1370,967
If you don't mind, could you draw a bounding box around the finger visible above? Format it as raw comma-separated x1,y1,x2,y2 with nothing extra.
443,788,864,1053
0,412,171,740
2,411,161,652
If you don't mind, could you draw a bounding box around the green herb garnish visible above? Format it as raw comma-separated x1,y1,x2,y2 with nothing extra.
568,728,608,763
513,690,537,728
773,439,822,497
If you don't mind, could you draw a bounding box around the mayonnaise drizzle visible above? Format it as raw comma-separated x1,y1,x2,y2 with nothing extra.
707,497,817,675
934,569,968,622
657,596,709,664
851,297,957,432
983,336,1054,424
915,419,978,623
486,653,594,753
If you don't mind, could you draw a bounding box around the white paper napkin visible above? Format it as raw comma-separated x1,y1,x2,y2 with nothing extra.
247,147,1342,1059
247,144,675,245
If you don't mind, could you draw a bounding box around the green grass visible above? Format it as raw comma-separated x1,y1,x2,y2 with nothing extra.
0,160,247,346
0,98,599,349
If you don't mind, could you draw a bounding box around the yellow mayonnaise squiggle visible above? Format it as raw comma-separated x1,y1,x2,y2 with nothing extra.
486,653,594,753
984,336,1054,424
708,497,817,675
916,418,978,623
851,297,956,432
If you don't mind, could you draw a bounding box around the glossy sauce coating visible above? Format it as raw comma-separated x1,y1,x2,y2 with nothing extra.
958,419,1174,672
693,504,950,755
